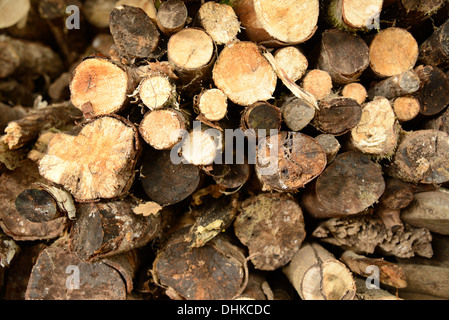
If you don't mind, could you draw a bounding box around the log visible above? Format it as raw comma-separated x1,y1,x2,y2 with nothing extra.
280,96,316,132
273,46,308,82
0,102,27,133
349,97,399,157
1,102,83,150
195,88,228,122
316,28,370,85
38,115,141,202
235,272,271,300
140,148,202,206
178,127,222,166
412,64,449,116
186,194,240,248
109,5,160,60
152,227,249,300
301,69,333,100
83,0,117,29
156,0,188,36
401,189,449,235
197,1,240,46
369,27,419,78
388,129,449,184
340,250,407,288
314,134,341,164
15,188,60,223
0,35,63,80
341,83,367,105
0,160,68,241
168,28,216,96
241,101,282,135
423,106,449,134
255,131,327,192
312,215,433,258
367,70,421,100
418,18,449,68
232,0,319,46
138,73,177,111
301,151,385,219
115,0,157,24
212,41,277,106
0,0,31,29
68,198,161,261
209,162,252,191
354,277,401,300
313,97,362,136
138,108,187,150
392,96,420,122
397,264,449,299
69,57,136,117
25,238,137,300
0,231,20,270
282,242,356,300
233,193,307,271
326,0,383,32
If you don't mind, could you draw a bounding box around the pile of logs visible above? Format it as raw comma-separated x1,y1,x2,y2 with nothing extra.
1,0,449,301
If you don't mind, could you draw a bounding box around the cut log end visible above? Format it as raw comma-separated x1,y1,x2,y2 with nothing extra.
341,83,367,105
393,96,420,122
281,97,316,132
369,27,419,78
180,130,219,166
212,41,277,106
70,58,130,116
198,1,240,45
196,88,228,121
156,0,188,35
139,109,185,150
38,116,140,201
273,46,308,82
139,75,175,110
302,70,333,100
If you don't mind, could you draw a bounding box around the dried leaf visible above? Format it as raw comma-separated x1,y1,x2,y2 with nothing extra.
133,201,162,216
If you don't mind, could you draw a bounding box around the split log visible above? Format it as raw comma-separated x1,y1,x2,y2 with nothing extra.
369,27,419,78
316,28,370,85
341,83,367,105
232,0,319,46
69,57,137,117
418,18,449,68
313,97,362,136
241,102,282,135
412,64,449,116
314,134,341,164
234,193,306,271
301,151,385,219
401,189,449,235
282,242,356,300
255,131,327,192
0,0,31,29
273,46,308,82
312,215,433,258
388,129,449,184
2,102,83,150
397,264,449,299
0,35,63,80
168,28,216,96
349,97,399,157
140,148,202,206
139,108,187,150
301,69,333,100
109,5,160,60
186,194,240,248
212,41,277,106
0,160,68,241
367,70,420,100
340,250,407,288
197,1,240,45
25,238,138,300
326,0,383,32
280,96,316,132
0,102,27,133
68,198,161,261
38,115,141,202
152,227,249,300
138,73,177,111
392,96,420,122
195,88,228,122
156,0,188,36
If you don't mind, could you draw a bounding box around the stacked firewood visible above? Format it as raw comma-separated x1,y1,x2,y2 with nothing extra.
1,0,449,300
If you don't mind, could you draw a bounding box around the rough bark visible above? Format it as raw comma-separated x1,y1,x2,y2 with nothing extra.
418,18,449,68
301,151,385,219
